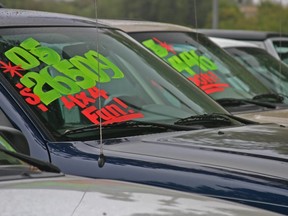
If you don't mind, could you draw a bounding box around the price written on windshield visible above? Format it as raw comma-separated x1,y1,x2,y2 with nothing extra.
1,37,144,124
4,37,124,106
142,37,229,94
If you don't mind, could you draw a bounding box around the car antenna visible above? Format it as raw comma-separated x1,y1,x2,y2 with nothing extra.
93,0,106,168
193,0,202,84
278,0,283,77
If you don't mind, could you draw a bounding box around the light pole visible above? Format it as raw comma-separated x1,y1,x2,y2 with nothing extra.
212,0,219,29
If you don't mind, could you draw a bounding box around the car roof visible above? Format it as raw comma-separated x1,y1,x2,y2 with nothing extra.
0,176,281,216
99,19,196,33
198,29,288,41
210,37,259,48
0,8,107,28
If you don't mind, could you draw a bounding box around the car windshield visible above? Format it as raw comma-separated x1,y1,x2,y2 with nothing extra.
0,27,234,141
272,40,288,64
129,32,278,101
225,46,288,96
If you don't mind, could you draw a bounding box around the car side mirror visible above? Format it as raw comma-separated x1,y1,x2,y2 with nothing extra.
0,126,30,155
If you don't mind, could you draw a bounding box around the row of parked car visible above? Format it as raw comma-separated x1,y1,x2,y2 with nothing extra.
101,19,288,124
0,8,288,215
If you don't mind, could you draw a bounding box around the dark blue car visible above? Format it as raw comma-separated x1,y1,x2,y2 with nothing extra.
2,127,277,216
0,9,288,214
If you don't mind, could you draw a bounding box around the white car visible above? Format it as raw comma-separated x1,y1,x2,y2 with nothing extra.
199,29,288,65
210,37,288,125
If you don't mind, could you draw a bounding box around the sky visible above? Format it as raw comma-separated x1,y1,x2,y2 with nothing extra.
253,0,288,5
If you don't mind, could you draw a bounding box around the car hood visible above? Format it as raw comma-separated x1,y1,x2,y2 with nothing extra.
101,124,288,179
0,176,277,216
236,109,288,126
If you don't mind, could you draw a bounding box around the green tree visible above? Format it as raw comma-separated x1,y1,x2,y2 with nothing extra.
205,0,243,29
97,0,213,28
1,0,287,33
255,1,288,32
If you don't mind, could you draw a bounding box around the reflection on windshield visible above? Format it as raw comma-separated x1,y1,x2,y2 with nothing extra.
0,27,229,140
273,40,288,64
225,46,288,97
0,151,21,166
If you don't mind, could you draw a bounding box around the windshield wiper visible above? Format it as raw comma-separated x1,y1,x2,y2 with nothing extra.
0,148,61,173
174,113,248,127
252,93,285,103
63,120,204,136
216,98,277,109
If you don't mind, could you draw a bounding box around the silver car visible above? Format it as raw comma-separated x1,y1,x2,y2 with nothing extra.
210,37,288,125
198,29,288,65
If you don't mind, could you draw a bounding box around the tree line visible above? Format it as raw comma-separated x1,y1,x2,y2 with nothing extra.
1,0,287,33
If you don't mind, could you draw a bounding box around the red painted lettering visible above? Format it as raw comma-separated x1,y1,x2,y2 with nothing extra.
188,71,229,94
75,92,95,106
81,106,100,124
67,95,86,108
105,104,127,116
19,88,41,105
61,96,76,110
112,98,128,109
88,87,109,100
103,113,145,125
96,107,119,121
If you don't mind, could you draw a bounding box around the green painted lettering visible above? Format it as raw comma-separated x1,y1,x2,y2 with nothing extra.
179,51,198,67
142,39,168,58
5,47,40,70
85,50,124,80
20,71,61,105
53,59,96,89
167,55,196,76
20,38,61,65
39,66,81,95
200,56,218,71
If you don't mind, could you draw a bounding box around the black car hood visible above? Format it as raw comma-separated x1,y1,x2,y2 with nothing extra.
101,123,288,179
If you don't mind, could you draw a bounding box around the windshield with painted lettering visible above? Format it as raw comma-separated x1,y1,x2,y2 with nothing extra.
0,27,233,140
129,32,274,101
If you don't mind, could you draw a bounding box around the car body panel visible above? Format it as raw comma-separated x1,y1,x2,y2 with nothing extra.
1,137,277,216
44,124,288,213
236,109,288,126
0,9,102,27
0,176,281,216
99,19,195,33
47,123,288,178
198,29,288,64
46,137,288,213
209,37,259,49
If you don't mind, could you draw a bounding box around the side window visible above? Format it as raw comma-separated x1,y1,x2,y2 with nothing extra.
0,135,16,152
0,109,14,128
0,127,30,155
